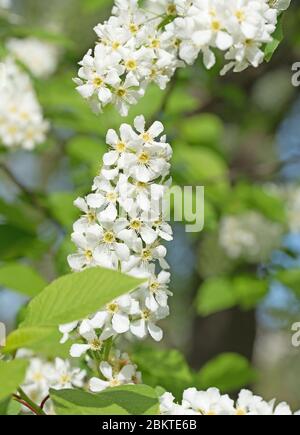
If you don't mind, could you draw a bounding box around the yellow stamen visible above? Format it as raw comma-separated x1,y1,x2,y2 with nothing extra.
125,59,137,70
130,219,142,230
90,338,102,351
138,151,150,164
103,231,115,244
85,250,93,261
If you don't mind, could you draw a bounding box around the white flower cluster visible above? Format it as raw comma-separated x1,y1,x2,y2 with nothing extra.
0,57,49,149
89,351,142,393
60,115,173,359
75,0,288,116
160,387,300,415
167,0,280,75
219,211,283,262
6,37,60,79
18,352,86,414
74,0,181,116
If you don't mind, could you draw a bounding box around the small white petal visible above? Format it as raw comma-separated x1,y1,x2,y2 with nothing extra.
70,344,91,358
89,377,109,392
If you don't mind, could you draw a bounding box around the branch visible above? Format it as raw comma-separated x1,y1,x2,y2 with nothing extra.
13,389,46,415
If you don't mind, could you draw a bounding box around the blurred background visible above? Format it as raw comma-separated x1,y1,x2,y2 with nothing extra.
1,0,300,407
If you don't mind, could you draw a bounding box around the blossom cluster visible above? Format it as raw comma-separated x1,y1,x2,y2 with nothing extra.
75,0,289,116
6,37,60,79
0,57,49,149
160,387,300,415
17,351,86,414
60,115,173,363
219,211,283,262
18,349,140,413
88,351,142,393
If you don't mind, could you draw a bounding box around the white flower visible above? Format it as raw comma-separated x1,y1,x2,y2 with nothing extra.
234,389,264,415
17,352,86,414
49,358,86,390
143,270,172,311
111,73,144,117
89,294,139,337
23,357,55,392
75,0,285,115
122,240,169,277
63,115,172,356
103,125,136,167
70,320,104,358
6,37,60,78
159,392,199,415
130,305,169,341
89,361,136,392
0,57,49,149
75,45,122,108
160,387,300,415
117,209,158,247
219,212,283,262
59,321,78,344
68,225,103,271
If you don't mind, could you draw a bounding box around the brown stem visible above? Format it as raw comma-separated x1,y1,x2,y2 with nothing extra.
40,395,50,410
12,395,41,416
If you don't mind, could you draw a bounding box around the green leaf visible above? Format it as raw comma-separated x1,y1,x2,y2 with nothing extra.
196,277,237,316
46,192,80,230
196,353,256,393
225,183,286,224
23,267,144,327
0,197,39,233
11,27,75,50
55,237,77,276
173,144,230,205
180,114,224,148
0,359,28,401
0,397,21,415
0,225,38,260
0,263,46,297
133,347,194,400
233,275,269,310
264,15,283,62
276,269,300,296
196,275,269,316
81,0,113,12
166,88,198,115
0,398,10,415
67,136,106,176
3,326,71,358
50,384,159,415
6,399,21,415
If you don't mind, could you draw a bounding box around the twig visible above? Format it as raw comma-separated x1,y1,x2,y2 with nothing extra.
40,395,50,410
13,390,46,416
